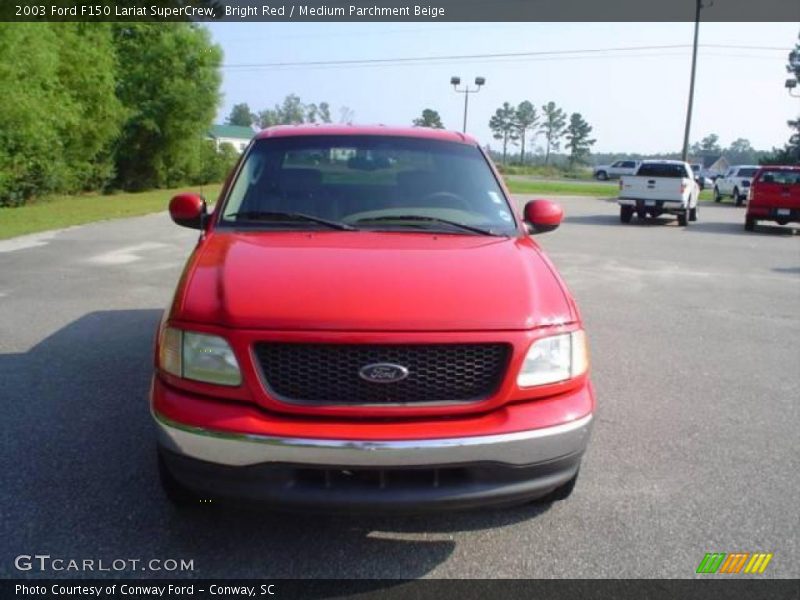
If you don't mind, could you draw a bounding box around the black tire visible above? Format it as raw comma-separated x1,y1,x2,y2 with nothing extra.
713,187,721,203
689,206,698,222
158,451,200,508
734,188,743,206
745,216,756,231
678,210,689,226
620,205,633,223
596,171,608,181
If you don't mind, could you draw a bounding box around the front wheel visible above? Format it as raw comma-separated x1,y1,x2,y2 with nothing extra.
158,451,200,508
734,188,744,206
713,187,721,203
689,206,698,222
745,216,756,231
596,171,608,181
620,205,633,223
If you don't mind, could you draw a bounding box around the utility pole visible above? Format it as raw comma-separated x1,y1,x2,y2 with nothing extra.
681,0,704,162
450,76,486,133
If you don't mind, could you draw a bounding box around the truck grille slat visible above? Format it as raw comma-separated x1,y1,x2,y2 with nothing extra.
253,342,511,405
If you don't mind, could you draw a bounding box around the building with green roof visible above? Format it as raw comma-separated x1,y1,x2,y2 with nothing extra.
207,125,256,153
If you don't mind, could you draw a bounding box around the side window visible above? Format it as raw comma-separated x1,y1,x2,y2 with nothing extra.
612,161,623,168
622,161,635,168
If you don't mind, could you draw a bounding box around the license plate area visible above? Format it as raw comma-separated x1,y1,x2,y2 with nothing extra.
777,208,790,216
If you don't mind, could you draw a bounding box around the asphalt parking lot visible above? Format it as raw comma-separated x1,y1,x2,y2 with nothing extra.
1,196,798,579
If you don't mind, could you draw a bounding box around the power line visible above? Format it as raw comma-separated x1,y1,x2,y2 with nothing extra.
222,43,788,71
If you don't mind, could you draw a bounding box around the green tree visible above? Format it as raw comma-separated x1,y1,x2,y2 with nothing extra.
0,23,124,205
513,101,539,165
762,33,800,164
318,102,332,123
195,141,239,185
725,138,756,164
489,102,518,165
539,101,567,166
691,133,722,157
565,112,596,167
112,23,223,190
339,106,355,124
227,103,255,127
413,109,445,129
256,96,335,127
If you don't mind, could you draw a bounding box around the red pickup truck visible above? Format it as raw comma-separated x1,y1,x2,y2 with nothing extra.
745,166,800,231
151,125,594,512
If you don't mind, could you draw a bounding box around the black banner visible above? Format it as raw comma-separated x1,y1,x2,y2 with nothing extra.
2,0,800,22
3,579,800,600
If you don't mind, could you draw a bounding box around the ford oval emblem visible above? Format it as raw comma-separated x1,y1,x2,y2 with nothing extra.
359,363,409,383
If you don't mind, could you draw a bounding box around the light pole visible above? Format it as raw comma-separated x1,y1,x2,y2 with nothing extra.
787,78,800,98
451,76,485,133
681,0,706,162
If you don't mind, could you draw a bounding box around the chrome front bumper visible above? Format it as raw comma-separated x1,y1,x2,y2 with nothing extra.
153,411,593,468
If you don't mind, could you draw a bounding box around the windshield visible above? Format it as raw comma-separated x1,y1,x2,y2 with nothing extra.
636,163,689,178
758,169,800,185
219,135,516,235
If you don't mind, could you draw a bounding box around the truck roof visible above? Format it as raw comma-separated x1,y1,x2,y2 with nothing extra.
640,159,689,165
255,124,478,145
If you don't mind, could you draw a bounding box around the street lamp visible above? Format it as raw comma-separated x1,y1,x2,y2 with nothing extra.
451,76,485,133
786,77,799,98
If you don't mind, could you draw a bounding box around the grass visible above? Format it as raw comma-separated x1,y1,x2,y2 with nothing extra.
506,179,618,197
506,178,716,202
0,183,222,240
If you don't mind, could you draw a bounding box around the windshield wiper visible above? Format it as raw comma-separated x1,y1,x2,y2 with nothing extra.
355,215,503,236
226,211,356,231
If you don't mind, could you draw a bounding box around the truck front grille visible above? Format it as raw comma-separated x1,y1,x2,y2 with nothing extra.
253,342,511,405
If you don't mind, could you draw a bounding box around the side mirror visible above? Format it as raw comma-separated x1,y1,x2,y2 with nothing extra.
169,193,206,229
524,199,563,234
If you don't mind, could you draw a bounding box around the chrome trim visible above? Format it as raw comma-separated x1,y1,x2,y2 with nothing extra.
153,410,593,468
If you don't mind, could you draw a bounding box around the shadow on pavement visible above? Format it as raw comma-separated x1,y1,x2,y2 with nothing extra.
1,310,548,580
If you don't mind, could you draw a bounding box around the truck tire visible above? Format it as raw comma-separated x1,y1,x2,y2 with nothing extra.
620,206,633,223
713,187,721,203
689,206,698,221
745,216,756,231
596,171,608,181
158,451,201,508
678,210,689,226
734,188,743,206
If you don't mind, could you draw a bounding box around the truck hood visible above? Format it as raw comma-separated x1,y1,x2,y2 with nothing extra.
172,231,575,331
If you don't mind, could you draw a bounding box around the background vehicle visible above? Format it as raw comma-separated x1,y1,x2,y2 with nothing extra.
593,160,641,181
153,126,594,512
745,166,800,231
713,165,760,206
690,164,714,190
618,160,699,226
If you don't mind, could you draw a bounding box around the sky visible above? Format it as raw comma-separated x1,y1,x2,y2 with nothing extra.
205,22,799,155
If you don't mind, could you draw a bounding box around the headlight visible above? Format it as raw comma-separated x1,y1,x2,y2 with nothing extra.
158,327,242,386
517,330,589,387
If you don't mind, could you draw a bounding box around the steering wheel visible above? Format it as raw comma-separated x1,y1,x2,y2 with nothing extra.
419,191,470,211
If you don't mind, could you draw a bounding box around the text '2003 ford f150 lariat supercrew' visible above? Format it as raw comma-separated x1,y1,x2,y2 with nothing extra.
151,125,594,512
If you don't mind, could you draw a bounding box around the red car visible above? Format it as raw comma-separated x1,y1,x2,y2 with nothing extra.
745,166,800,231
152,125,594,512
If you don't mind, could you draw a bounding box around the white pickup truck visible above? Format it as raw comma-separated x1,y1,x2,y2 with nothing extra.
593,159,641,181
618,160,699,226
713,165,760,206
